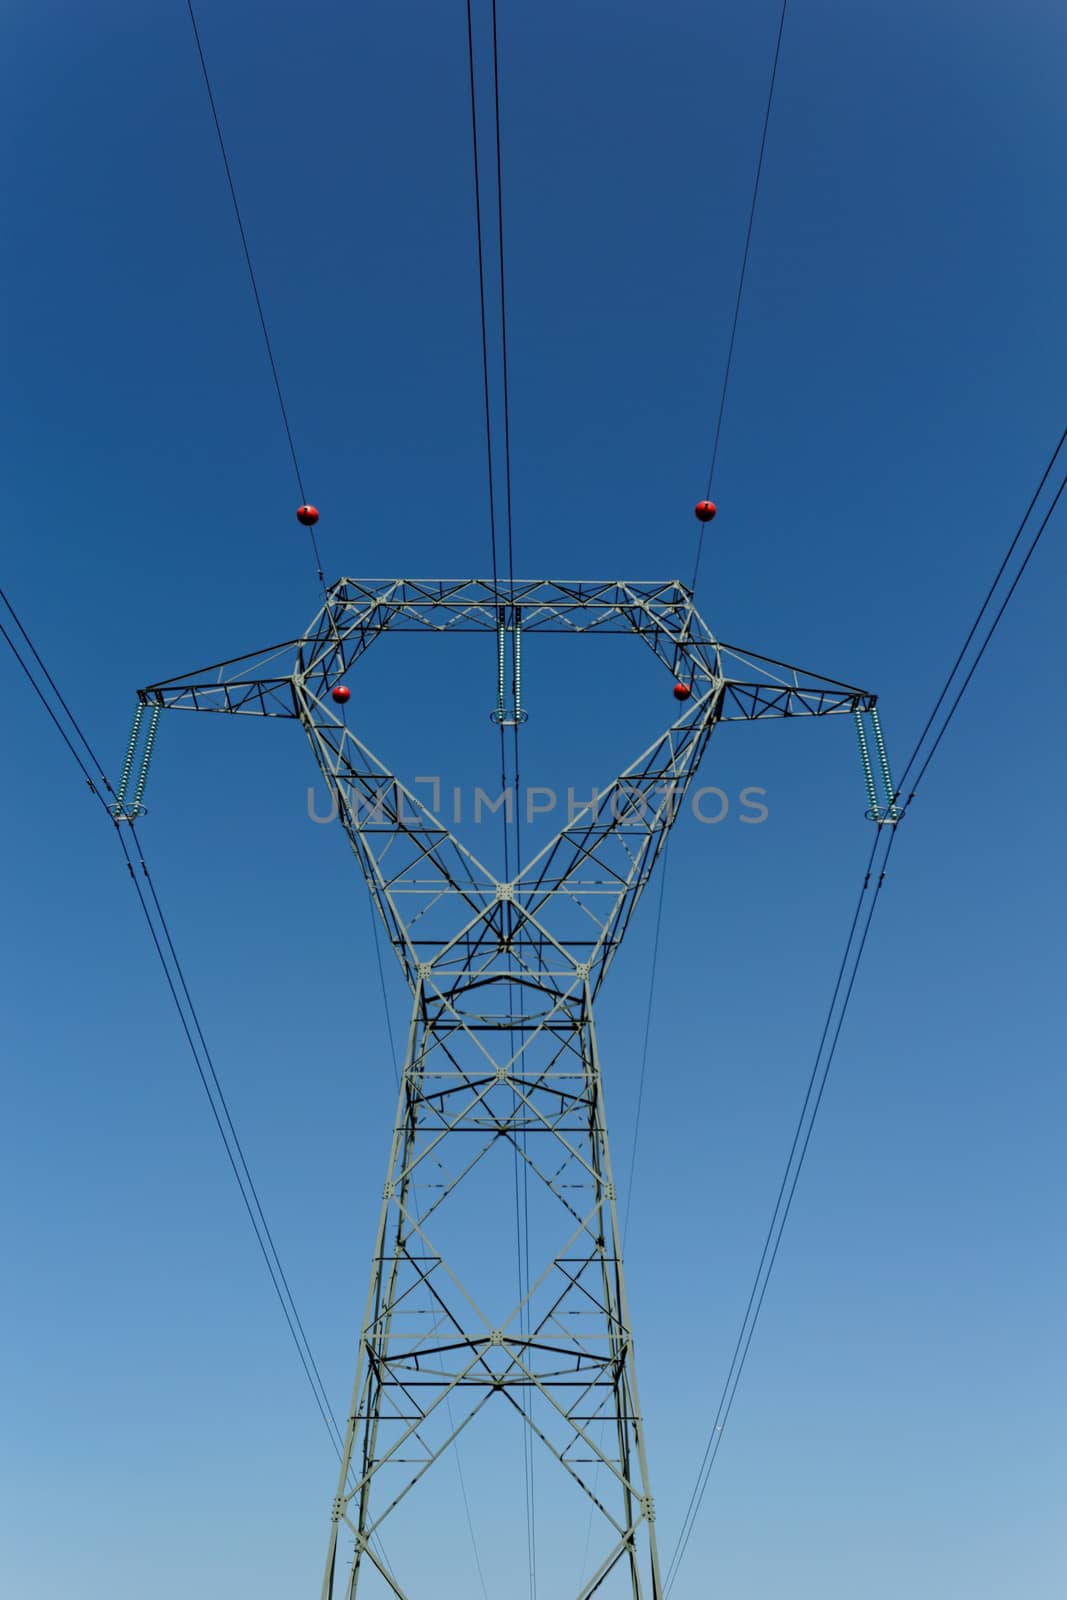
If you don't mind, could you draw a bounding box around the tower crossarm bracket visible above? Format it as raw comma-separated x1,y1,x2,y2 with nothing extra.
713,640,875,720
139,637,303,717
719,679,875,719
617,592,876,721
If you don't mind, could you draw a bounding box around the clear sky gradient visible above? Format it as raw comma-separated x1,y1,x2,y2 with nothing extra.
2,2,1065,1597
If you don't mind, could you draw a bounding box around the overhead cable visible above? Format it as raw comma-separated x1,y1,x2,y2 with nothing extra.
665,422,1066,1585
184,0,324,582
0,584,346,1463
692,0,790,591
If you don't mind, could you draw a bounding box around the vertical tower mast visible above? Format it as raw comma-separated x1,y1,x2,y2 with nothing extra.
137,578,881,1597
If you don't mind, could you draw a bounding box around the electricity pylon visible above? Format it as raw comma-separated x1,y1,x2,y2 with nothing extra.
137,578,883,1599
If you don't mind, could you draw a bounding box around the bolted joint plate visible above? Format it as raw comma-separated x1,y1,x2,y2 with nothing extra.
641,1495,655,1522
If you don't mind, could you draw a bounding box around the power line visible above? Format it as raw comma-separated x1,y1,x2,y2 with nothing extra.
628,6,797,1537
692,0,790,591
367,879,490,1594
124,836,348,1457
621,836,671,1248
490,0,517,587
488,0,536,1579
137,851,346,1441
181,5,411,1567
446,1393,492,1600
0,586,115,787
665,826,891,1589
614,0,799,1473
900,472,1065,807
465,3,534,1587
184,0,325,582
186,8,476,1580
0,613,107,800
577,842,672,1587
368,897,402,1089
664,423,1065,1586
0,584,346,1460
464,0,512,884
465,0,504,593
894,426,1067,806
3,582,400,1575
644,2,794,1454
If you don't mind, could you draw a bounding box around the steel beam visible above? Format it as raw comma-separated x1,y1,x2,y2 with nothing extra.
136,579,877,1596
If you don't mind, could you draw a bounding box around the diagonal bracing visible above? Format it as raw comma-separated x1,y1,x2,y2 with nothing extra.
137,578,878,1597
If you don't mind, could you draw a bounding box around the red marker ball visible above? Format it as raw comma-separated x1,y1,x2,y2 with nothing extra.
673,682,692,701
331,685,351,704
297,504,320,526
694,500,717,523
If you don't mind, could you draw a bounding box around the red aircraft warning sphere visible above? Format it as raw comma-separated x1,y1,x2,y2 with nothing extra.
296,504,320,526
694,500,717,523
331,685,351,704
673,682,692,701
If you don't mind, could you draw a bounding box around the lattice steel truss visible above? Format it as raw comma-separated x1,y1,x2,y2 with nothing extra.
139,579,877,1599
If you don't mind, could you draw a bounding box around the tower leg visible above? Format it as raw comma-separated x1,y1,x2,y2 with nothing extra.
321,980,662,1597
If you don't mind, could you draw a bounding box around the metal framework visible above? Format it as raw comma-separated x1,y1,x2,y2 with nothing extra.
137,578,879,1599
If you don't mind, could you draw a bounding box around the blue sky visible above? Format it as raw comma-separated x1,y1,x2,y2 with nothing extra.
2,1,1065,1596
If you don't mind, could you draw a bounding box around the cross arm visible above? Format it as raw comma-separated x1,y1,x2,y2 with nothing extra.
718,681,875,720
622,601,876,720
715,642,875,721
140,588,396,717
139,638,303,717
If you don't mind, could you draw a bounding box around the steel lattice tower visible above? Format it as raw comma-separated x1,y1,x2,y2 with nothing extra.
138,578,880,1599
